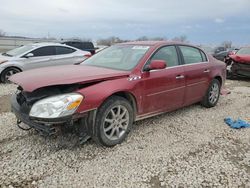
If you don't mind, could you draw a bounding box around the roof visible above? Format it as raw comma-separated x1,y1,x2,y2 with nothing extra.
30,42,70,47
120,40,188,46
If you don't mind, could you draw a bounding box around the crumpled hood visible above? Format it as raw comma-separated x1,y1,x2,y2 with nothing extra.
10,65,130,92
229,54,250,64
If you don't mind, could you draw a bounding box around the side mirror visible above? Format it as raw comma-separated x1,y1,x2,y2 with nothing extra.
25,53,34,58
144,60,167,71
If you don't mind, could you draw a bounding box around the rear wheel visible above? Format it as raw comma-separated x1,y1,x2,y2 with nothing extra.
92,96,134,147
201,79,221,108
0,67,21,83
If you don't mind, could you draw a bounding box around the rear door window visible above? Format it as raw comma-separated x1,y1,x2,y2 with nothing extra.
56,46,76,55
200,50,208,62
31,46,56,57
179,46,203,64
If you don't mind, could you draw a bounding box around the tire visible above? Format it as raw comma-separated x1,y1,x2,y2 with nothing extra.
0,67,21,83
92,96,134,147
201,79,221,108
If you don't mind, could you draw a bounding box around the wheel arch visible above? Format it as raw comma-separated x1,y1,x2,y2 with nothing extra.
1,66,23,73
104,91,138,117
0,66,23,82
213,75,222,86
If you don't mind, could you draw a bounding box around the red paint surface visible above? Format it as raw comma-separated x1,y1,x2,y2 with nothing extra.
10,65,129,92
229,55,250,64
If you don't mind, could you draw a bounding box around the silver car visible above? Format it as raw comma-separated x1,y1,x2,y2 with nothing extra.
0,43,90,83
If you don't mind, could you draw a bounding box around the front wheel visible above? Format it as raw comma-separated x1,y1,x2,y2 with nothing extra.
201,79,221,108
0,67,21,83
92,96,134,147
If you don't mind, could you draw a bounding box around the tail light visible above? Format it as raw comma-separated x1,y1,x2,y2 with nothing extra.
84,54,92,58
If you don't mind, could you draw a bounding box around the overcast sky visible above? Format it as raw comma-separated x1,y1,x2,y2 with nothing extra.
1,0,250,45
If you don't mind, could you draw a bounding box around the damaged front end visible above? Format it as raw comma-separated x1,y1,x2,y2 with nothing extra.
226,55,250,78
11,84,96,141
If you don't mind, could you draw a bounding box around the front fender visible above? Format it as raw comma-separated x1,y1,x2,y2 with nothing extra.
76,77,143,113
0,61,23,72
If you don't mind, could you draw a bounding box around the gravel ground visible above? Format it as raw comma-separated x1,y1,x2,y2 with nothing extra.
0,80,249,188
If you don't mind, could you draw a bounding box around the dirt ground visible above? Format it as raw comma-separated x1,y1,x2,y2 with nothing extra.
0,95,11,113
0,79,249,188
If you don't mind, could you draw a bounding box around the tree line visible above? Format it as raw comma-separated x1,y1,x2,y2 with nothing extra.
96,35,189,46
0,28,233,48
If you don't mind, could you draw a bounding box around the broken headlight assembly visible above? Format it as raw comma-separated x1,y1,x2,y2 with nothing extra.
29,93,83,119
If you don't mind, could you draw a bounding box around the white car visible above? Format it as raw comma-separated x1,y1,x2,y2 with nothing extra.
0,43,91,83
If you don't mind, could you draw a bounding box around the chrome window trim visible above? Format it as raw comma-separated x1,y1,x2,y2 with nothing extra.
141,44,210,73
148,61,210,73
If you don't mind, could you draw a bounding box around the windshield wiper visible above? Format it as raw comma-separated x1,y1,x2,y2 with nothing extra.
2,52,12,57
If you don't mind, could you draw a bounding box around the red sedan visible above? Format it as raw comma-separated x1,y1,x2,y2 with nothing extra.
10,41,226,147
225,47,250,78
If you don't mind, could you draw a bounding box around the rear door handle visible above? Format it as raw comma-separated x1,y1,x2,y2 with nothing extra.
204,69,210,73
176,75,185,79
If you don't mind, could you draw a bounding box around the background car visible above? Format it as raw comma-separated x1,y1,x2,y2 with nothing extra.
61,41,98,55
225,47,250,79
214,46,227,55
213,48,239,61
0,43,90,83
200,46,214,55
10,41,226,147
213,51,229,61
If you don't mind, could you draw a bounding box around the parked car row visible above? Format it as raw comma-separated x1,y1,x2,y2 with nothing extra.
0,43,91,83
61,41,98,55
201,45,250,79
10,41,227,146
200,46,239,61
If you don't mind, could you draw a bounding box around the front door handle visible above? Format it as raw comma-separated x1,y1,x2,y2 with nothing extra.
204,69,210,73
176,75,185,79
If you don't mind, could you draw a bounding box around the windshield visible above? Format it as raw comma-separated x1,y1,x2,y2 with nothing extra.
3,45,35,57
83,45,150,71
236,47,250,55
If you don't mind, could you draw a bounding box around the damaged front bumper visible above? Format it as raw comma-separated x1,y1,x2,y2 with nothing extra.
228,62,250,78
11,94,96,136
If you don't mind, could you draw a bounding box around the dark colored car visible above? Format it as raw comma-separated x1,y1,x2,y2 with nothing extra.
213,51,229,61
225,47,250,78
214,46,227,55
10,41,226,147
62,41,97,55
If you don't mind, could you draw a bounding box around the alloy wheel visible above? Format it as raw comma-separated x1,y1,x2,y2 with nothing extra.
209,82,219,104
5,69,20,82
103,105,129,141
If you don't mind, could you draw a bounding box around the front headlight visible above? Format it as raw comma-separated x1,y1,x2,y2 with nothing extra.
29,93,83,119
